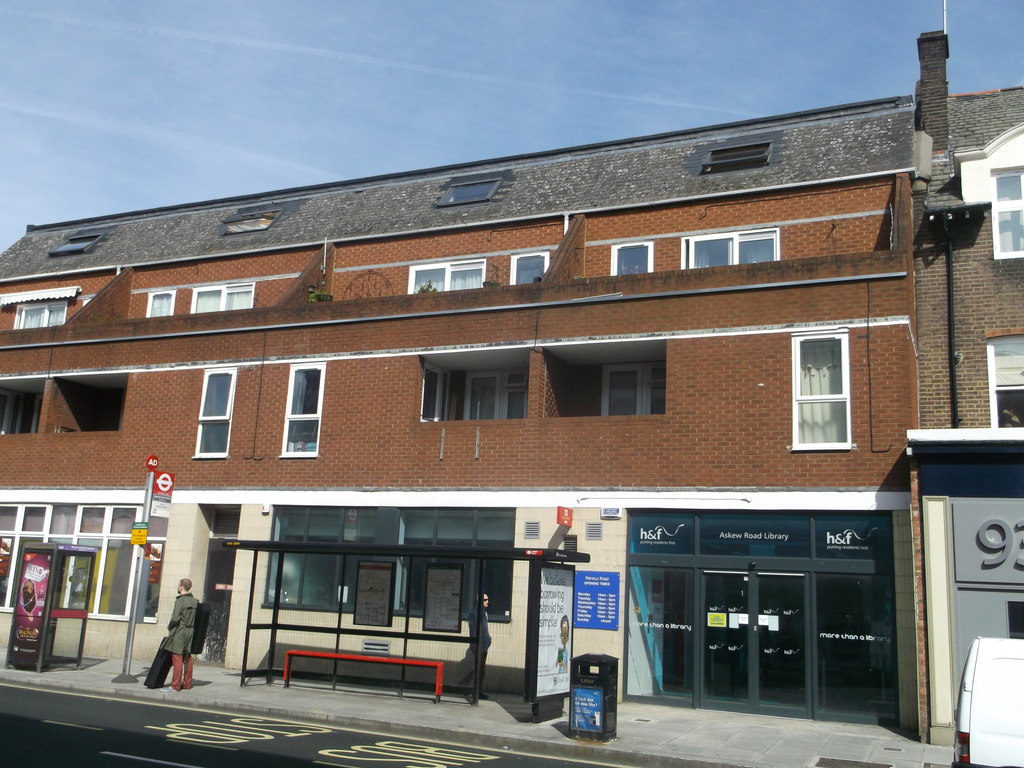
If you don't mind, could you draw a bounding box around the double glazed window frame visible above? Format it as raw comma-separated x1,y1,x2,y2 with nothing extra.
601,362,666,416
0,502,164,621
15,301,66,329
792,331,851,450
683,228,779,269
409,260,485,294
147,290,176,318
282,363,326,457
191,282,255,314
511,251,549,285
993,170,1024,259
988,336,1024,428
611,241,654,276
195,368,237,458
463,369,528,420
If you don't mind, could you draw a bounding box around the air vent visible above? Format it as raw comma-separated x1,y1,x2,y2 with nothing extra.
212,507,241,537
524,521,541,540
562,535,578,552
585,522,604,541
362,639,390,656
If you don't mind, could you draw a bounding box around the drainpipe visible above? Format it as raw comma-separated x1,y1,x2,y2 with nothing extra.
939,212,961,427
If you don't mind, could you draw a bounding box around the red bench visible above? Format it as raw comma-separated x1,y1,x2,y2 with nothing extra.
283,650,445,702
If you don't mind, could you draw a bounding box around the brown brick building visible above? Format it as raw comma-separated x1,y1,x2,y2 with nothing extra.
2,87,921,726
909,31,1024,745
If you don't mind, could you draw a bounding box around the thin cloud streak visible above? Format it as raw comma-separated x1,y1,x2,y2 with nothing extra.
0,8,757,118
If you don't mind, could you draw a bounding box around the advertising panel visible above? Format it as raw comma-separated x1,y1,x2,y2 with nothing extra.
7,549,53,668
530,563,574,699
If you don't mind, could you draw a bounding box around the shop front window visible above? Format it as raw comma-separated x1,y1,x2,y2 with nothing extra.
815,573,896,723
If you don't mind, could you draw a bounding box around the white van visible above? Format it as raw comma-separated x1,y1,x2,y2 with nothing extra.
953,636,1024,768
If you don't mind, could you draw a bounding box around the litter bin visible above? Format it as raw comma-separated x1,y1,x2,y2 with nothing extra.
569,653,617,741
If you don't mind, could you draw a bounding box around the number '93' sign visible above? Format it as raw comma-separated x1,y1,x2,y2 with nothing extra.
952,500,1024,584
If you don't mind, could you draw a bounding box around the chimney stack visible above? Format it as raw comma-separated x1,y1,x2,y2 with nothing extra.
916,31,950,157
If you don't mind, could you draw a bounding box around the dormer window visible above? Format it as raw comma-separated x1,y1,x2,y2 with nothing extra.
221,210,279,235
48,231,106,257
438,178,501,207
701,142,771,174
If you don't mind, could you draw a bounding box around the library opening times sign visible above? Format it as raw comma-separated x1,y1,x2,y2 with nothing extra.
574,571,619,631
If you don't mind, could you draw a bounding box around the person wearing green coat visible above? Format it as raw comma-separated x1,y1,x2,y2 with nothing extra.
161,578,199,692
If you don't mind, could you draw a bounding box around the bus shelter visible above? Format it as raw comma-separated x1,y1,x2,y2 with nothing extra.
224,539,589,705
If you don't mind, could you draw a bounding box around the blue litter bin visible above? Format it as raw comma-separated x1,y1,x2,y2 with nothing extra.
569,654,617,741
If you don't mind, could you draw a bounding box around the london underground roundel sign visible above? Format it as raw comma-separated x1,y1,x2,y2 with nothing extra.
154,471,174,494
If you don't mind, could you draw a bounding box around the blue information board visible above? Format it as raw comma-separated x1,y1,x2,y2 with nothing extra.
574,571,619,630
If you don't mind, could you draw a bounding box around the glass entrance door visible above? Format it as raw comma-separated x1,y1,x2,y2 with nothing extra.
701,570,808,716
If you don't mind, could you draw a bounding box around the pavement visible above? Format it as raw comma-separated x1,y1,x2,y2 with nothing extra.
0,650,951,768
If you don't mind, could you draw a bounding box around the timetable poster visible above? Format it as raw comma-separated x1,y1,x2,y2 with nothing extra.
354,561,394,627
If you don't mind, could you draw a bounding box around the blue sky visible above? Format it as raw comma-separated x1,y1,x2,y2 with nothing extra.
1,1,1022,252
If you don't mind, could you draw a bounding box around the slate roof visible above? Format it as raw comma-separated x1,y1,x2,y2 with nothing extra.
925,87,1024,210
0,96,915,283
950,86,1024,152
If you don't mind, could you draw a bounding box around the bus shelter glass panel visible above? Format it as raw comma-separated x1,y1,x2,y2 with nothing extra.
626,566,693,699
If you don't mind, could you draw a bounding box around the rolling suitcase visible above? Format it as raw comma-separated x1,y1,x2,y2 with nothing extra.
143,647,173,689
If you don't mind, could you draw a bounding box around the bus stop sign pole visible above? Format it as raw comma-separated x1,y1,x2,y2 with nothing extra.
112,457,157,683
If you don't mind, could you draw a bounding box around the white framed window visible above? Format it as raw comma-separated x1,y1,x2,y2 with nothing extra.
464,370,527,420
421,364,448,421
191,283,254,313
612,242,653,276
511,252,549,285
993,171,1024,259
147,290,175,318
989,337,1024,427
282,364,325,456
0,503,165,620
409,260,485,293
602,363,665,415
195,369,237,457
684,229,778,269
15,302,66,329
792,332,851,449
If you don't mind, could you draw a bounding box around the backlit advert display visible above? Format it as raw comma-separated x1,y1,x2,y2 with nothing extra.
8,550,52,668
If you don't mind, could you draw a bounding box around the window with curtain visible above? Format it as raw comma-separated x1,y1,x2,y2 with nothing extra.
16,302,66,329
793,333,850,449
282,364,324,455
192,283,254,313
409,260,485,293
147,291,175,317
990,337,1024,427
196,369,236,456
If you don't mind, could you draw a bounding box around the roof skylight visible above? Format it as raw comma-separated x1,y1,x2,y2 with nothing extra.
438,178,501,206
701,142,772,174
48,232,106,257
